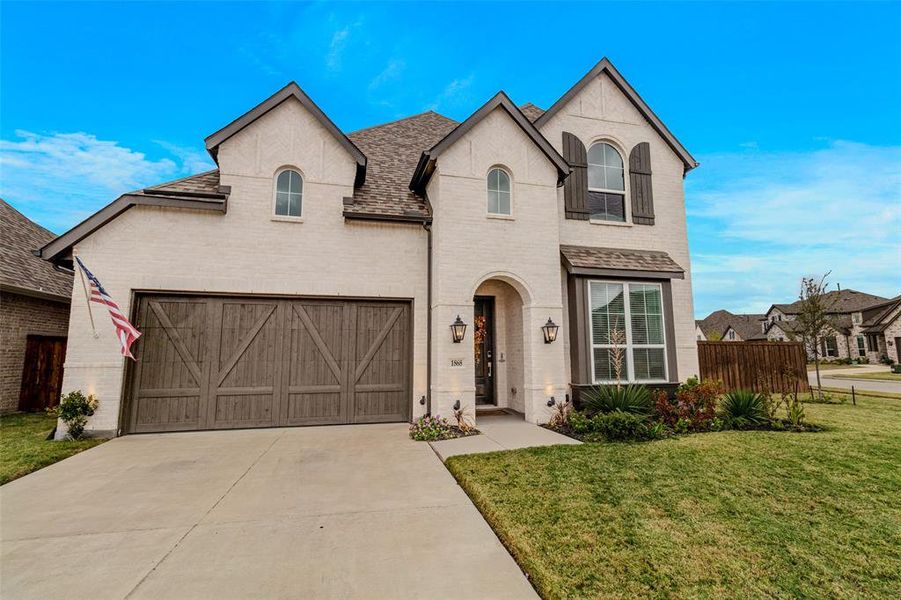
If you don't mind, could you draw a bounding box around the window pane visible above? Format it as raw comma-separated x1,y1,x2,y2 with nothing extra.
289,171,302,195
633,348,665,380
604,143,623,168
590,283,625,344
277,171,291,193
496,170,510,193
488,169,499,191
631,285,664,344
275,191,290,215
605,166,624,191
497,190,511,215
487,190,499,214
588,165,604,189
594,347,629,382
587,143,605,167
590,193,625,222
288,192,302,217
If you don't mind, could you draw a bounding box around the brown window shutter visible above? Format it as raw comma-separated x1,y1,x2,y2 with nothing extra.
562,132,589,220
629,142,655,225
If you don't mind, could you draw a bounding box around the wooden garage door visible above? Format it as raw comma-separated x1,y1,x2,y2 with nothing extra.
126,295,411,433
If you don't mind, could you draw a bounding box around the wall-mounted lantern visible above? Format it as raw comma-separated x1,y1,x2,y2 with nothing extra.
542,317,559,344
451,315,468,343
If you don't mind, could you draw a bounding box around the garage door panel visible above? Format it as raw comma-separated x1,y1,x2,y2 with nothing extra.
128,295,411,433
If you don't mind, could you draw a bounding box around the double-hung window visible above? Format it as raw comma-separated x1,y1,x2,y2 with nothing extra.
856,335,866,357
822,336,838,358
589,281,667,383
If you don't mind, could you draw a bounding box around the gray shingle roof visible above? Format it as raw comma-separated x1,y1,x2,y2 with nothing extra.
1,199,72,300
519,103,545,122
345,111,459,220
143,169,222,196
773,289,889,316
560,245,684,275
698,310,766,340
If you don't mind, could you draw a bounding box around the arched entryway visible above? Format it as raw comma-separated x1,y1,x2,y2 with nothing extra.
473,278,527,413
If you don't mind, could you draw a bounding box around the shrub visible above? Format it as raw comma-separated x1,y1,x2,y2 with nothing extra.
655,378,722,431
409,415,455,441
569,410,592,434
547,397,573,429
582,384,653,416
590,411,651,442
58,391,98,440
721,390,769,428
453,404,475,434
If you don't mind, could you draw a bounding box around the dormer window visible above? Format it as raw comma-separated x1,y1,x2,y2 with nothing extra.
275,169,303,218
487,168,511,216
587,142,625,222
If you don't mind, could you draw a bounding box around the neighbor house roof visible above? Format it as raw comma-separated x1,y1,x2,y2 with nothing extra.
769,289,890,317
560,245,684,279
533,58,698,173
860,297,901,333
697,310,766,340
204,82,368,187
519,103,545,122
410,91,570,194
343,112,458,222
1,199,73,301
38,171,230,269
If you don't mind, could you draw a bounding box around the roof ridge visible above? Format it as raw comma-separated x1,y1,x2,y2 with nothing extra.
348,110,457,136
0,198,56,239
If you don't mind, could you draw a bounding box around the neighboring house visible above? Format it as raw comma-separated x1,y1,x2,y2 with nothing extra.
762,289,898,362
38,58,700,437
0,199,73,413
696,309,766,342
695,321,707,341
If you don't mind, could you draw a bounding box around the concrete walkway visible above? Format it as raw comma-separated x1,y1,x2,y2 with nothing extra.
1,425,537,600
430,413,580,461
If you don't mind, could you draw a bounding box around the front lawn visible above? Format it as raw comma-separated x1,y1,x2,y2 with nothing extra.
831,371,901,382
447,394,901,598
807,362,860,371
0,412,106,485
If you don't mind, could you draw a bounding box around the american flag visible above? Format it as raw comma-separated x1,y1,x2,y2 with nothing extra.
75,257,141,359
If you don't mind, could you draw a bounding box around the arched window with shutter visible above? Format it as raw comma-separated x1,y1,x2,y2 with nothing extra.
629,142,655,225
587,142,626,222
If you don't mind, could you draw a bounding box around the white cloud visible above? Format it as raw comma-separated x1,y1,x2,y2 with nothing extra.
688,140,901,317
326,27,350,70
427,74,475,111
0,130,211,233
368,58,405,90
153,140,215,175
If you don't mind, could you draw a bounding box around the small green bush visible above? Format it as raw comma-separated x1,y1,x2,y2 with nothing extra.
409,415,455,441
721,390,769,428
569,410,592,434
582,384,653,416
589,412,651,442
57,391,98,440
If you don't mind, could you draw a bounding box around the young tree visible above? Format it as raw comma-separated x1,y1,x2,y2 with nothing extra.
793,273,839,399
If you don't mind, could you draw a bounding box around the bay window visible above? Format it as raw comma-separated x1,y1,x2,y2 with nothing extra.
589,281,667,383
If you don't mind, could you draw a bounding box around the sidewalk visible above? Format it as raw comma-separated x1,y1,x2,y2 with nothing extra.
430,413,580,461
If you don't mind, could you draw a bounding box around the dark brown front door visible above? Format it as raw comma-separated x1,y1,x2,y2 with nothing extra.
18,335,67,412
126,294,411,433
896,338,901,363
474,296,495,405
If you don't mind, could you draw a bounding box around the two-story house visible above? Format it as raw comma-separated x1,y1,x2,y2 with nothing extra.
38,58,699,437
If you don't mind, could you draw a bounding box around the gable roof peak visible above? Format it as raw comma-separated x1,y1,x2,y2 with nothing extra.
409,90,570,193
533,57,698,174
204,81,367,187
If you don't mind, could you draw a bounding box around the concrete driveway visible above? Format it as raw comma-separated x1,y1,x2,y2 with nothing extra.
1,425,537,599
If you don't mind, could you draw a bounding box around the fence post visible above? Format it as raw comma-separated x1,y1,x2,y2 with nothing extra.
852,386,856,406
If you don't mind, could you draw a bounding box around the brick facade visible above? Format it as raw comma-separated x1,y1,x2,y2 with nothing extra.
0,291,70,413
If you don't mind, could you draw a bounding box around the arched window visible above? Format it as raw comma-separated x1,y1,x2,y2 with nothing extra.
487,168,511,215
587,142,625,222
275,169,303,217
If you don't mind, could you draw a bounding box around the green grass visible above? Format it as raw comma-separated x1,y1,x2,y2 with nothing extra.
807,363,861,371
1,413,106,485
447,394,901,599
831,372,901,382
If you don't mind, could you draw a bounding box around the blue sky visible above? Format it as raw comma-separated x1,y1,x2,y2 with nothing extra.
2,1,899,318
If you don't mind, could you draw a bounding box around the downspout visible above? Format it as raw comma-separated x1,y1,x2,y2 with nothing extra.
422,190,434,416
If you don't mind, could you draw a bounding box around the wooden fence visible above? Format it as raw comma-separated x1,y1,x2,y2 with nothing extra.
698,341,809,393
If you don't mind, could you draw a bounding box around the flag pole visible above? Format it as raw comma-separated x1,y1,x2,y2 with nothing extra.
73,251,99,339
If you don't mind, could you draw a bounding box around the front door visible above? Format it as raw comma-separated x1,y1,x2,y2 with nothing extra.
896,338,901,364
18,335,67,412
473,296,495,405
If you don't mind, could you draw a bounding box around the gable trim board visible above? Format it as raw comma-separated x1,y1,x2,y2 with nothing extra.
534,57,698,174
409,91,571,194
204,82,368,187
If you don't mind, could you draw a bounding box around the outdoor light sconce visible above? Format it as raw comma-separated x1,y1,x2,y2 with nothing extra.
547,396,556,407
542,317,559,344
450,315,467,343
453,400,461,411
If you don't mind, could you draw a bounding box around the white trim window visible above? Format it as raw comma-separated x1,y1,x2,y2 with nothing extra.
275,169,303,217
587,142,626,222
822,336,838,358
487,167,511,215
856,335,866,357
588,281,667,383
